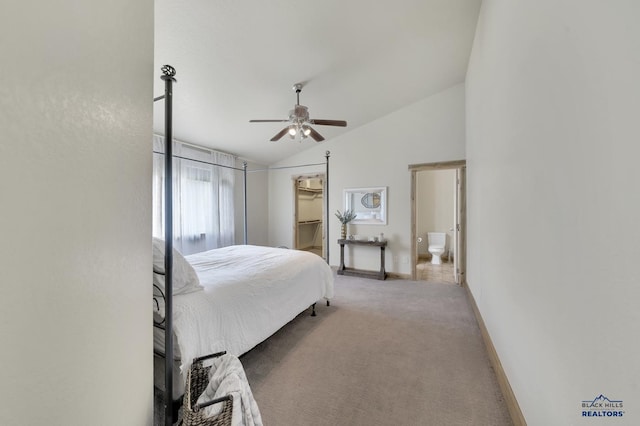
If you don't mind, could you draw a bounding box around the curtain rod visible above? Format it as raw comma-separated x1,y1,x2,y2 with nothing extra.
247,161,326,173
153,134,238,159
152,150,246,172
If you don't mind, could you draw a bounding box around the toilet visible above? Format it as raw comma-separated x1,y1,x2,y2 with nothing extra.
427,232,446,265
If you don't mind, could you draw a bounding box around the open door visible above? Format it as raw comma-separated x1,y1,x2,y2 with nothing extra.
409,161,466,284
454,167,466,285
293,175,325,259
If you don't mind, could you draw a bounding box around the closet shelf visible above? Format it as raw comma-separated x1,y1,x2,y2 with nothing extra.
298,220,322,225
298,187,323,193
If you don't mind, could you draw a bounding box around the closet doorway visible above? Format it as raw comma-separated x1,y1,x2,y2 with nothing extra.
409,161,466,285
293,174,326,259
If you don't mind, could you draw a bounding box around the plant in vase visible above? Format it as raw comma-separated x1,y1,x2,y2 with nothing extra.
335,209,357,239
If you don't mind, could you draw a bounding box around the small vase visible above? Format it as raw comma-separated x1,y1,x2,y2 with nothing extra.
341,224,347,240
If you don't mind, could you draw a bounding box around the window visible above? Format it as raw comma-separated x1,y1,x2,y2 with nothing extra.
152,135,235,255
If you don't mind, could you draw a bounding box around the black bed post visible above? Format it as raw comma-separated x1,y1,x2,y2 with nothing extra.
243,161,248,245
325,151,330,265
161,64,177,426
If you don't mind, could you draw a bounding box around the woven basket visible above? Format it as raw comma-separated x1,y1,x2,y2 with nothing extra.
181,352,233,426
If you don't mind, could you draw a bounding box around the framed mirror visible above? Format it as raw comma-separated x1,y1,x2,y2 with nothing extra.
344,187,387,225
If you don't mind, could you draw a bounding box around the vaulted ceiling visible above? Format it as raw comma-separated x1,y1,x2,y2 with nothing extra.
154,0,481,165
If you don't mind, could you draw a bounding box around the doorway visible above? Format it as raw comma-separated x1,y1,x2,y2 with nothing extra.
410,161,466,285
293,174,325,259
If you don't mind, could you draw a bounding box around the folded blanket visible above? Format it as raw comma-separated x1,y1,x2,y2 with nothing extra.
196,354,263,426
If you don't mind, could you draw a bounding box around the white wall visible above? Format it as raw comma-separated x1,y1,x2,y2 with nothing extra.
0,1,154,424
466,1,640,424
235,160,269,246
269,84,465,275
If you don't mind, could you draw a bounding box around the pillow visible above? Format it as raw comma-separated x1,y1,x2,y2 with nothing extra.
152,237,203,295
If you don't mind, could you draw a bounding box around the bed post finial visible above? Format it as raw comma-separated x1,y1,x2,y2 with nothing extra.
161,64,176,79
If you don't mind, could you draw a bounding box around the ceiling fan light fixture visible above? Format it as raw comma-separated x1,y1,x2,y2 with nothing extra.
250,84,347,142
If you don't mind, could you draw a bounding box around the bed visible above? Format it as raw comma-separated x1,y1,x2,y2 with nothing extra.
153,241,334,399
154,66,335,424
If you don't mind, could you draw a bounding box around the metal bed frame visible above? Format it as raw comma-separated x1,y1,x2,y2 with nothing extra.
154,65,332,425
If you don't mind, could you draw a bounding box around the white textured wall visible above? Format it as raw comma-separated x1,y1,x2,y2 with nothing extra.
269,84,465,275
235,160,269,246
466,1,640,424
0,1,154,424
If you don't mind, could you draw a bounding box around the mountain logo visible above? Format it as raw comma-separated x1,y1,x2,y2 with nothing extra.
582,394,623,408
581,394,624,418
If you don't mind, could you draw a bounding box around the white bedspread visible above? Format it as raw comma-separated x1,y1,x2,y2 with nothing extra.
168,245,333,379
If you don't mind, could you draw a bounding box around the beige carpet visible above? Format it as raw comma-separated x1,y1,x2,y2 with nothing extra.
240,275,513,426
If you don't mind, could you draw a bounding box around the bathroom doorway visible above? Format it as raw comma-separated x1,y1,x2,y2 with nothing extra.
409,161,466,285
293,174,325,259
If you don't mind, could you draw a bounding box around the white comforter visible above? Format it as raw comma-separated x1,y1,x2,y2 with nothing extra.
163,245,334,378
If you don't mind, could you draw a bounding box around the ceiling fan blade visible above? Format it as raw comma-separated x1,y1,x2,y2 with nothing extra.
270,127,289,141
308,127,325,142
250,119,289,123
310,119,347,127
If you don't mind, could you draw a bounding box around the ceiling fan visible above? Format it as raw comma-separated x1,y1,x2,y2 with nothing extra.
250,84,347,142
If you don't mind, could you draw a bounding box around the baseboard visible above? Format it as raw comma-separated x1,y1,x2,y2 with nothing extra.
329,266,410,281
463,282,527,426
418,253,452,262
387,272,411,280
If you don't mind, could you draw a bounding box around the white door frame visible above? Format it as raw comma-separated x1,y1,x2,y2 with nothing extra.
409,160,466,284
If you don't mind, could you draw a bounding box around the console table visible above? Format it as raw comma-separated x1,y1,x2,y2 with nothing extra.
337,239,387,280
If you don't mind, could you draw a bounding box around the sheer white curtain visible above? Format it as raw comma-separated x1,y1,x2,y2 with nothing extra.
153,135,236,255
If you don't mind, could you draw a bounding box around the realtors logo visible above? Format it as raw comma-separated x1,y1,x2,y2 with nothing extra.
581,394,624,418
